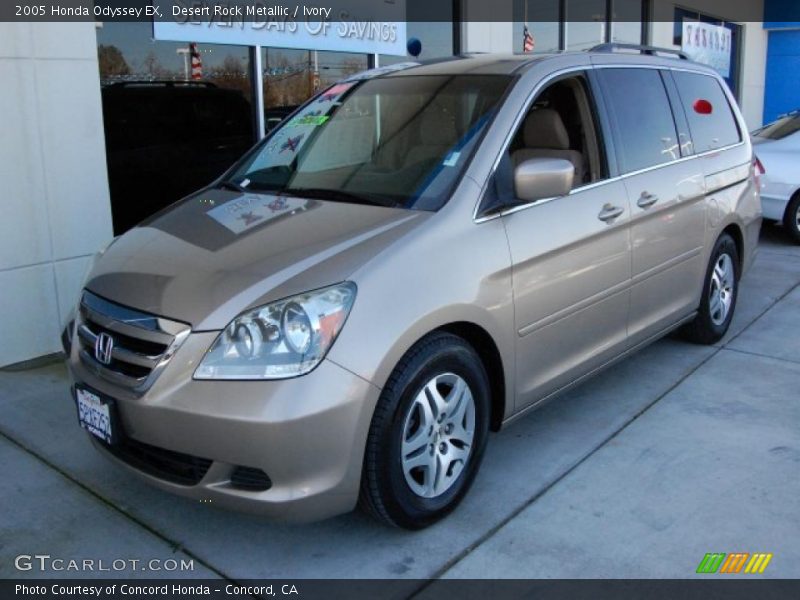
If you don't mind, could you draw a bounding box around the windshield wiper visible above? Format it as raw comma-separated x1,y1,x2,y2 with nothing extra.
280,187,397,208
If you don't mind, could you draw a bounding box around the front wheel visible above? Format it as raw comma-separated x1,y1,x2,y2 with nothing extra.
359,332,490,529
783,192,800,243
680,233,739,344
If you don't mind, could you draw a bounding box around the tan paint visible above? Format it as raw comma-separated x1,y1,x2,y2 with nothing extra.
67,53,761,521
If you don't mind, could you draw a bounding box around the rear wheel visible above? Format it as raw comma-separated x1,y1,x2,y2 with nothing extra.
359,332,490,529
782,192,800,243
681,233,739,344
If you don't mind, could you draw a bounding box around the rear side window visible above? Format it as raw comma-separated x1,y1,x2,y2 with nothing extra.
672,71,742,153
596,68,680,174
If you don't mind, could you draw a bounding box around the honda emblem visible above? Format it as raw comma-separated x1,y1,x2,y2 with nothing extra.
94,332,114,365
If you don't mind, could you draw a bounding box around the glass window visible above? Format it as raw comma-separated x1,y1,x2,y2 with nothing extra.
95,22,254,234
610,0,643,44
566,20,607,51
566,0,607,51
315,51,369,88
515,75,606,185
514,21,561,54
673,8,742,97
672,71,742,153
261,47,310,118
228,75,512,211
514,0,560,54
379,22,454,65
597,68,680,173
96,22,251,95
261,48,368,131
481,73,607,215
379,0,454,63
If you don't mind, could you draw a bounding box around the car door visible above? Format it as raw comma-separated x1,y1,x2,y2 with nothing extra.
595,67,706,345
493,72,632,410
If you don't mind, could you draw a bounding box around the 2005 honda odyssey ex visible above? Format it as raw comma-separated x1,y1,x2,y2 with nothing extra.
65,47,761,529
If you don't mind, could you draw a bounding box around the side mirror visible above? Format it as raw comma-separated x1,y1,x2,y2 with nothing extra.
514,158,574,203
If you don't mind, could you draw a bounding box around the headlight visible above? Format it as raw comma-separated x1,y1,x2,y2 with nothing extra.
194,282,356,380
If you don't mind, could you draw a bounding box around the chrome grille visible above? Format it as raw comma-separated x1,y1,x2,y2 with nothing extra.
76,291,190,393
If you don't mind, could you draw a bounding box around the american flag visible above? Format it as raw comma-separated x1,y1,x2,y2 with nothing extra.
189,43,202,80
522,25,535,53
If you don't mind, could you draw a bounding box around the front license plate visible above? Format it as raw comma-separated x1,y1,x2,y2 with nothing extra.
75,386,115,445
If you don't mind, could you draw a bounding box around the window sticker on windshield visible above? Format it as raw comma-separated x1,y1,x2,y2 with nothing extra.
345,62,421,81
289,114,330,127
443,151,461,167
318,82,354,103
279,133,304,154
207,194,307,235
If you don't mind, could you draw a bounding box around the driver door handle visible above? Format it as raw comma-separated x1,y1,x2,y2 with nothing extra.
598,204,624,222
637,191,659,209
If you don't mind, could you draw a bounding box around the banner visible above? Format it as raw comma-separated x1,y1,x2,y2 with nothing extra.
681,20,733,77
153,0,406,55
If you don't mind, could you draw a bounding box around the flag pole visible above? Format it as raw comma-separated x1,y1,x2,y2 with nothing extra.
524,1,528,53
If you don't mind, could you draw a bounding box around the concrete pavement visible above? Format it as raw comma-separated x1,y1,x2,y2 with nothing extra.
1,223,798,583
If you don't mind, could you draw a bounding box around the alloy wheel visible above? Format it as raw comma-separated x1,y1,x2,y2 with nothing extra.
709,253,735,326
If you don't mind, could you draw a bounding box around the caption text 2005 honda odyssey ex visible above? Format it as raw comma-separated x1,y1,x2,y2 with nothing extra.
64,47,761,529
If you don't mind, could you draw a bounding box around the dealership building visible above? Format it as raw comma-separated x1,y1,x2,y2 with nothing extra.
1,0,798,367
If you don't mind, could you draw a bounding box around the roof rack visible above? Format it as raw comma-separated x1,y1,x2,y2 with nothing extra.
105,80,218,89
590,43,689,60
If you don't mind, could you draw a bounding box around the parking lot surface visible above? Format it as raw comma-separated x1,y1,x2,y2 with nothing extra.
1,224,798,584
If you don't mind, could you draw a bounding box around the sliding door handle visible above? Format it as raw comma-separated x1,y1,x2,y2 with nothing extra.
598,204,624,222
637,191,659,208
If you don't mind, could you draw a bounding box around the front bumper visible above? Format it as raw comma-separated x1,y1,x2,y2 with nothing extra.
66,331,381,522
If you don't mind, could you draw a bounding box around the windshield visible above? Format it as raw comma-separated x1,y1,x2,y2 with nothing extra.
752,114,800,140
227,74,512,211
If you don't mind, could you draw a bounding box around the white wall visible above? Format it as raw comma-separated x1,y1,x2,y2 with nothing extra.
0,22,112,367
735,21,768,130
649,1,767,129
461,21,515,54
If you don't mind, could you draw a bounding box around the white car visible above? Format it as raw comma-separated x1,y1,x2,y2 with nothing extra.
752,111,800,242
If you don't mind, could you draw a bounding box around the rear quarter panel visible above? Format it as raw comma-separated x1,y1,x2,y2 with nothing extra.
697,71,761,284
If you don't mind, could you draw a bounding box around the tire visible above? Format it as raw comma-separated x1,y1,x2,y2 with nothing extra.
359,332,490,529
681,233,740,345
782,193,800,243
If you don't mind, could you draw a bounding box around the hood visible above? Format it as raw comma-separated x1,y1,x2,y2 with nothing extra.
86,189,427,330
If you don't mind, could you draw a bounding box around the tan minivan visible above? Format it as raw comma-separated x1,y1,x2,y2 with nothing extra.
65,47,761,529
